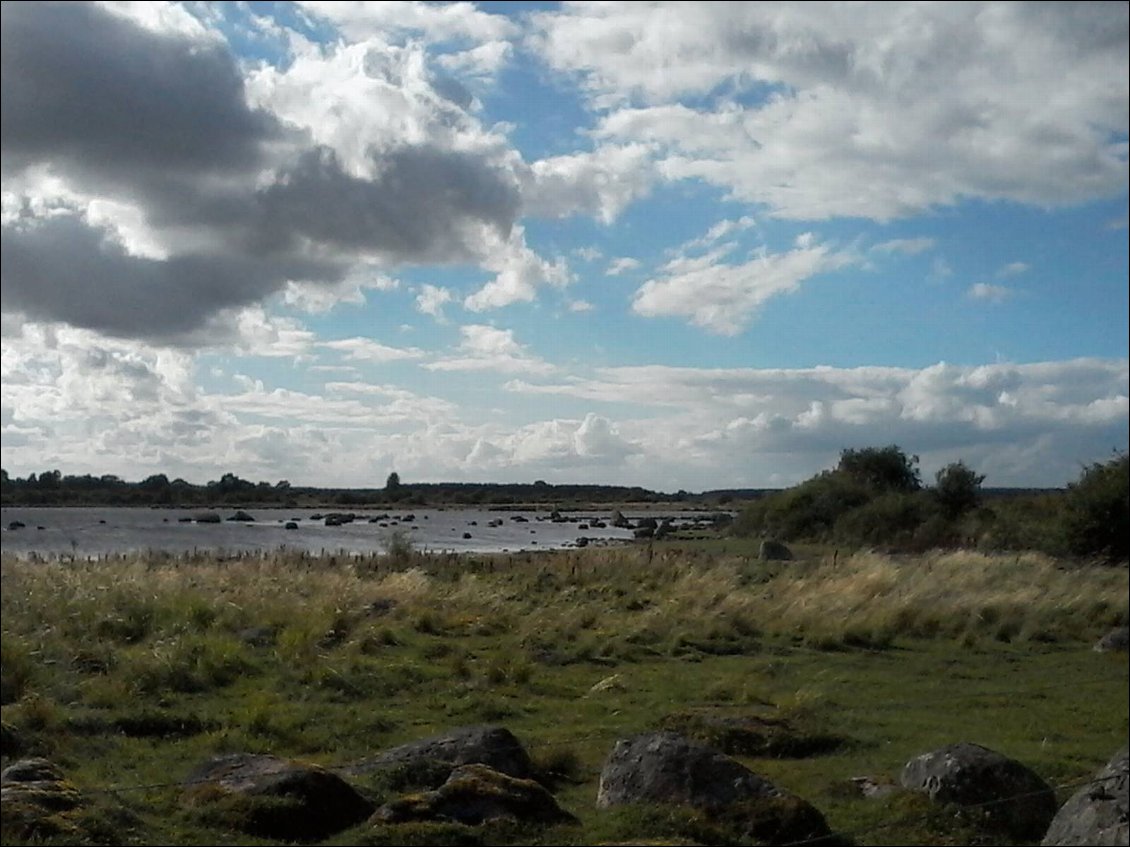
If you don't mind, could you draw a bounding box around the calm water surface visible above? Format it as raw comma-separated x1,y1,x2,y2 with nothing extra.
0,506,715,558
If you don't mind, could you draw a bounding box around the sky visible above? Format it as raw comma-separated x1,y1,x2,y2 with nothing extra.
1,1,1127,492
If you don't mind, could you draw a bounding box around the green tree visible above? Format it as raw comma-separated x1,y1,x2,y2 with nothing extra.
732,471,872,541
140,473,170,491
1059,451,1129,561
837,445,921,492
933,461,986,519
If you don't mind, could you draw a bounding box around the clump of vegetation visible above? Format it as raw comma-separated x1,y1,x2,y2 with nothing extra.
932,460,986,520
734,445,1128,561
1059,451,1129,562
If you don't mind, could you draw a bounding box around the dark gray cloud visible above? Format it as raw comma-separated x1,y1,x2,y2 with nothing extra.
1023,1,1129,54
256,146,519,262
0,2,524,342
0,214,341,341
1,1,275,178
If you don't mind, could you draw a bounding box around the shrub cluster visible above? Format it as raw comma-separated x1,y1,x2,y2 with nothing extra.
733,446,1128,560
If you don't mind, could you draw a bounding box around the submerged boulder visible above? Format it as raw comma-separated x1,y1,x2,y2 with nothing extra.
596,732,831,845
1042,746,1128,846
900,742,1056,841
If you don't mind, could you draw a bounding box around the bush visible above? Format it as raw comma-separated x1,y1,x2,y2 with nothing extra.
735,472,872,541
832,492,932,548
975,494,1064,553
837,445,921,492
384,529,416,568
1059,452,1129,561
933,461,985,520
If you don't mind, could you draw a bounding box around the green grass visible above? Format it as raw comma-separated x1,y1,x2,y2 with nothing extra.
1,545,1126,845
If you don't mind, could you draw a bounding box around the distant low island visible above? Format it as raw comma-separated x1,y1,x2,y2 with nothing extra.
0,468,779,510
0,467,1059,511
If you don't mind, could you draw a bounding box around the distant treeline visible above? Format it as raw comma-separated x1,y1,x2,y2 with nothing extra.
0,469,768,509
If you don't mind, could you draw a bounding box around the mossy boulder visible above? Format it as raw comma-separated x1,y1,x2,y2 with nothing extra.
1,758,82,812
900,742,1057,841
373,763,576,826
344,725,535,787
1,758,84,842
181,753,373,841
596,732,831,845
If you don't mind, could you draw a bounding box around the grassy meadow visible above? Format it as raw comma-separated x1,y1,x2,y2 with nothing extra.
2,540,1127,845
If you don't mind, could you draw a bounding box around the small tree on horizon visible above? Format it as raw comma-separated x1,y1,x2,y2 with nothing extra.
933,460,986,519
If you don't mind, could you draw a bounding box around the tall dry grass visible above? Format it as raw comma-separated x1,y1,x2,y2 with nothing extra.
734,549,1127,646
2,546,1125,683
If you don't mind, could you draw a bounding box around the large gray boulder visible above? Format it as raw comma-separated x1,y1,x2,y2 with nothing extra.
596,732,831,844
344,725,535,785
373,763,576,826
181,753,373,840
900,742,1057,840
1094,626,1129,653
1042,746,1128,846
